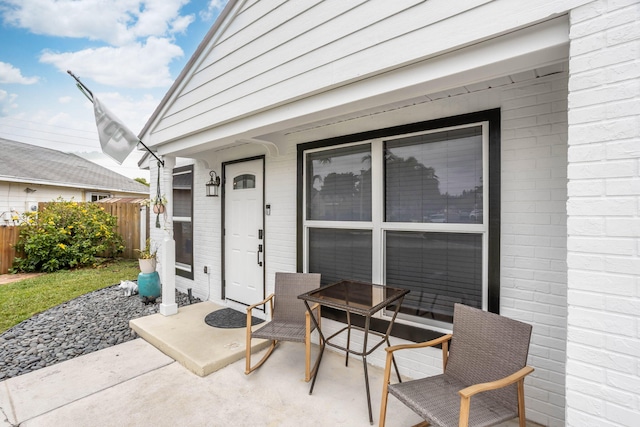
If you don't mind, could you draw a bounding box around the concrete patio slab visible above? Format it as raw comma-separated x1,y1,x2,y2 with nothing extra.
129,301,270,377
0,338,539,427
1,304,543,427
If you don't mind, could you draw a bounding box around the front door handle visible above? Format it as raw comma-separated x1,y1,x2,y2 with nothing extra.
257,244,263,267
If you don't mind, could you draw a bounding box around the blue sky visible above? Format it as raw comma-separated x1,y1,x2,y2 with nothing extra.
0,0,228,180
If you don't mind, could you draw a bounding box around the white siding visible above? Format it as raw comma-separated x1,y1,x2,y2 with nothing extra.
0,182,140,221
147,0,589,144
567,1,640,426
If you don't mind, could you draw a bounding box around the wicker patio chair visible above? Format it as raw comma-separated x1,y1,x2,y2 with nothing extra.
245,272,322,382
379,303,534,427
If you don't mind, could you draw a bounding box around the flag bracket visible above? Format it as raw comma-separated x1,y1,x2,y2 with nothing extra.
66,70,165,167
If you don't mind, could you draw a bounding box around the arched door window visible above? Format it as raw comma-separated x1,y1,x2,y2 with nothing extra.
233,174,256,189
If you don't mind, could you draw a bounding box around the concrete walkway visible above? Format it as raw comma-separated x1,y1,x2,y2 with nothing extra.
0,302,540,427
0,338,427,427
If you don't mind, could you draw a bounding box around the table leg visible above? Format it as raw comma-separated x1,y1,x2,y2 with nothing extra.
345,310,351,367
362,315,374,424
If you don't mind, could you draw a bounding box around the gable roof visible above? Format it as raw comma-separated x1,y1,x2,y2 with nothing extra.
0,138,149,194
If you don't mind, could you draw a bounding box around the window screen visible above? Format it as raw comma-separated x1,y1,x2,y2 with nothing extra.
308,228,372,286
385,127,483,223
306,144,372,221
386,231,482,323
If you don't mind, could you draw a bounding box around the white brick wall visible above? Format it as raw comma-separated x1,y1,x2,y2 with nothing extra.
501,73,569,427
567,1,640,426
263,145,298,292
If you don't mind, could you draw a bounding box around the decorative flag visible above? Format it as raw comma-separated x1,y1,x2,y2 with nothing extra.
93,96,139,164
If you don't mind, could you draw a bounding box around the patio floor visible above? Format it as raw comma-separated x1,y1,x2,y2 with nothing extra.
0,301,542,426
127,301,540,427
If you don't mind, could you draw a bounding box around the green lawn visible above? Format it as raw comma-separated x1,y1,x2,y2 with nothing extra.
0,259,140,334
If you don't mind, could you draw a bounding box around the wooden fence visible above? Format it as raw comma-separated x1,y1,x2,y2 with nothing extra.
0,202,147,274
0,226,21,275
96,202,144,259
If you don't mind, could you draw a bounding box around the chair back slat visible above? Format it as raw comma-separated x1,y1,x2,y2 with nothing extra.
446,304,532,410
273,273,321,322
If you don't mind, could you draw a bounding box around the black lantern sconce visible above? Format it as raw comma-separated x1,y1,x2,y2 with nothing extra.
206,170,221,197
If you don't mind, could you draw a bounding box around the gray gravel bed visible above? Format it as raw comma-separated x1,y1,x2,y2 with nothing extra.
0,285,200,381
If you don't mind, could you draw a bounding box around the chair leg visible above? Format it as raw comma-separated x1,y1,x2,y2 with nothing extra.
379,350,395,427
245,304,279,375
305,332,312,382
245,310,252,375
304,304,323,382
245,339,277,375
517,379,526,427
458,396,470,427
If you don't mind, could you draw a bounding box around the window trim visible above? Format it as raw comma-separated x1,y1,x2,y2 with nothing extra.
297,109,501,335
88,192,112,202
173,165,194,280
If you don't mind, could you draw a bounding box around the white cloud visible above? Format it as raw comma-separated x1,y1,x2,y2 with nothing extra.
171,13,195,34
0,61,39,84
0,90,18,116
40,37,184,89
200,0,226,21
1,0,192,46
58,96,73,104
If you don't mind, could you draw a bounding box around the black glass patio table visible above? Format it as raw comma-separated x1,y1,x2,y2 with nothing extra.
298,280,409,424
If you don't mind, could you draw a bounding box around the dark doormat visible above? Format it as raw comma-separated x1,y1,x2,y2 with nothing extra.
204,308,264,329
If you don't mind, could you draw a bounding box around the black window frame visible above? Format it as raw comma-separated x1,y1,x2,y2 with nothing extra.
297,109,501,340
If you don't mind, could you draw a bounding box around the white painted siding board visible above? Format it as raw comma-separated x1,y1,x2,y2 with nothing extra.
150,19,568,147
151,0,581,144
148,1,590,147
151,0,497,134
171,0,343,115
163,0,421,126
191,0,324,83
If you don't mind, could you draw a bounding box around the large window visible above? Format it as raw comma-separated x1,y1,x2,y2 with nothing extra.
173,166,193,279
299,110,500,328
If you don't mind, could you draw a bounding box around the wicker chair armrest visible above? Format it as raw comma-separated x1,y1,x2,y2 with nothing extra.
385,334,452,354
246,293,275,313
459,366,534,398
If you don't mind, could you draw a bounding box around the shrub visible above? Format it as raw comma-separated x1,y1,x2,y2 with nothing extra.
12,198,125,272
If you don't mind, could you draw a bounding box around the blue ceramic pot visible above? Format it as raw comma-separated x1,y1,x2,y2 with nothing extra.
137,271,161,298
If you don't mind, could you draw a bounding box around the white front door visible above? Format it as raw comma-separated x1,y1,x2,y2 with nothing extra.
224,159,264,306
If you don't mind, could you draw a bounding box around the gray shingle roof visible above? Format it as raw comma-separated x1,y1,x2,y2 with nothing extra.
0,138,149,194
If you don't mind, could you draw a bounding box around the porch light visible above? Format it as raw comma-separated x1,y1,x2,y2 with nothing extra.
206,170,221,197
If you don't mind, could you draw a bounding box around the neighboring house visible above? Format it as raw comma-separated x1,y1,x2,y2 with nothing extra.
0,138,149,223
138,1,639,426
